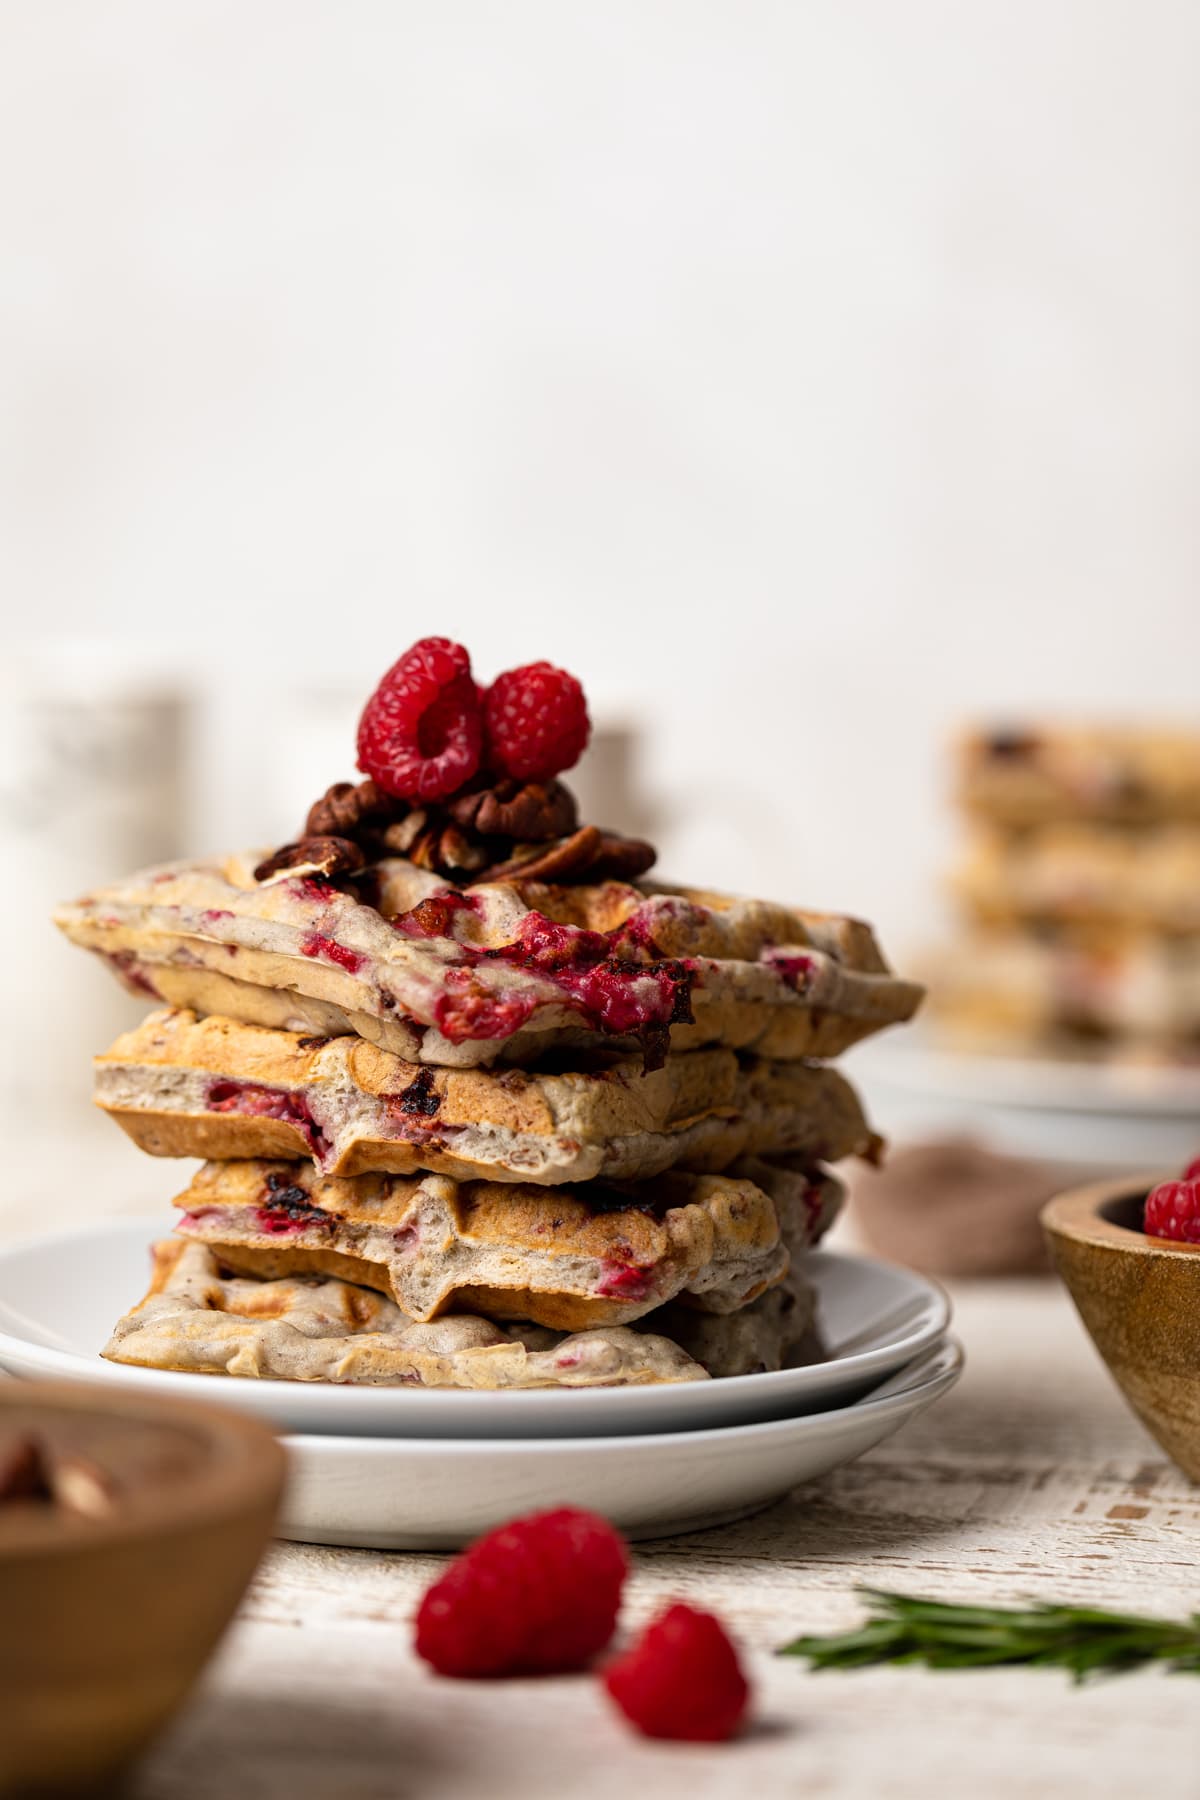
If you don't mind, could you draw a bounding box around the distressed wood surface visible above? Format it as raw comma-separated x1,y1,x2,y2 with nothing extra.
5,1142,1199,1797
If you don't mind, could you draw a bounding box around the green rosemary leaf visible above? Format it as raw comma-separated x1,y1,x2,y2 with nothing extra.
781,1620,909,1668
777,1589,1200,1679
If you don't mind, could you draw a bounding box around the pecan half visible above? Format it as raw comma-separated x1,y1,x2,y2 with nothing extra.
584,833,658,882
478,825,655,885
53,1456,116,1519
0,1436,54,1505
404,821,490,876
305,779,403,838
447,779,577,843
379,812,429,856
254,835,367,883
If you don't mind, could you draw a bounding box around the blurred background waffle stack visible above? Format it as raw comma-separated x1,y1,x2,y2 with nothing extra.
847,724,1200,1278
937,726,1200,1064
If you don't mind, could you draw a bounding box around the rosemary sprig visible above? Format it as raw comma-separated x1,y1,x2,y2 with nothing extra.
778,1589,1200,1681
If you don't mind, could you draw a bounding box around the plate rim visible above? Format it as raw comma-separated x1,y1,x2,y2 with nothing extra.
278,1337,964,1457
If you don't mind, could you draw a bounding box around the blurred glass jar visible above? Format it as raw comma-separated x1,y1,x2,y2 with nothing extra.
0,656,190,1128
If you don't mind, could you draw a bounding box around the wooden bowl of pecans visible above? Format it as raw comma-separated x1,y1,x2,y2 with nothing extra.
0,1380,285,1795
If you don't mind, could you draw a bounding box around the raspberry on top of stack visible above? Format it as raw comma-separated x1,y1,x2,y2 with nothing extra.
55,641,924,1389
933,725,1200,1059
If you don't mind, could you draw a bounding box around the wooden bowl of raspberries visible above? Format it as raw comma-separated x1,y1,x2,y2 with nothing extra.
1042,1156,1200,1480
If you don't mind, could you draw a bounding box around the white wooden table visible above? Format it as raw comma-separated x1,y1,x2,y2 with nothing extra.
6,1137,1199,1798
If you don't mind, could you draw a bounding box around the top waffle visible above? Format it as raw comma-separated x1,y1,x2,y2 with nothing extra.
55,852,923,1068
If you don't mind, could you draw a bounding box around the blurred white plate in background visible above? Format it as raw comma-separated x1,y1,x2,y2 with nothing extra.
850,1035,1200,1172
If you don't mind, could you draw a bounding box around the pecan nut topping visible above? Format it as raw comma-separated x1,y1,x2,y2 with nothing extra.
478,825,603,885
447,778,577,843
402,821,490,876
379,812,429,856
305,779,402,839
261,773,656,889
584,832,658,882
479,826,656,885
254,835,367,884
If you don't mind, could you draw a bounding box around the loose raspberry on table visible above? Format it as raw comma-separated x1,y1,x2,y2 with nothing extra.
603,1602,751,1742
1182,1155,1200,1182
356,638,483,802
484,661,591,783
1144,1178,1200,1245
414,1506,628,1677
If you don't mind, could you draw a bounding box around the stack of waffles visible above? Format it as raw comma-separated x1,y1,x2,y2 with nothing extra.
933,725,1200,1061
54,647,923,1392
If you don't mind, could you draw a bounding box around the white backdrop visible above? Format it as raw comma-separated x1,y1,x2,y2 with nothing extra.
3,0,1198,959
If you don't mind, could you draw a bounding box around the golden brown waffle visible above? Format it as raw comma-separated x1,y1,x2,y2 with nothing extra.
95,1009,880,1182
169,1155,842,1332
953,824,1200,937
102,1239,708,1387
55,852,923,1068
647,1272,818,1378
926,928,1200,1052
959,726,1200,827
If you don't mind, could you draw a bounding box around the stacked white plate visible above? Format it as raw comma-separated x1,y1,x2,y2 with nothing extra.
0,1220,961,1548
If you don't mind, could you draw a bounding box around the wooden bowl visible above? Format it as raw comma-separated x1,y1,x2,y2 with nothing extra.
1042,1175,1200,1481
0,1381,286,1795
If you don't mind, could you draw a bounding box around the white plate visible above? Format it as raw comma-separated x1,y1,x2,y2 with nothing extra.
278,1338,963,1547
851,1035,1200,1170
0,1219,950,1439
872,1034,1200,1116
282,1339,964,1548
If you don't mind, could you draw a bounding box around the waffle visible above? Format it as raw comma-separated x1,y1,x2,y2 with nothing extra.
646,1270,818,1377
959,726,1200,827
95,1009,880,1182
953,824,1200,938
102,1239,708,1387
928,929,1200,1052
55,853,923,1069
169,1155,842,1332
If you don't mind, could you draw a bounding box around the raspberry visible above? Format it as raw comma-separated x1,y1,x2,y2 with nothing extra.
603,1603,750,1742
414,1506,627,1677
484,662,591,783
1144,1178,1200,1245
356,639,483,801
1183,1156,1200,1182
